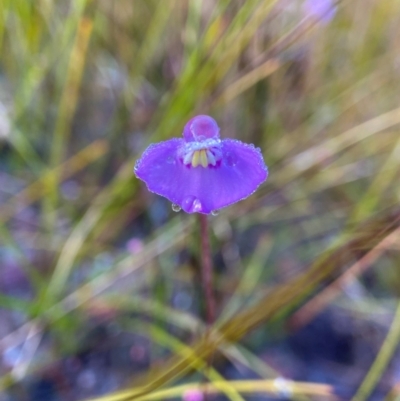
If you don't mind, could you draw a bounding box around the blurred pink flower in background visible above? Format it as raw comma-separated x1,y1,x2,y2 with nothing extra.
126,238,144,254
182,388,204,401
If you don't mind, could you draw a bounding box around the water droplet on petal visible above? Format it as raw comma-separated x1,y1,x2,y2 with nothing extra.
211,209,220,216
182,196,202,213
172,203,181,212
225,152,237,167
167,156,176,164
192,198,202,212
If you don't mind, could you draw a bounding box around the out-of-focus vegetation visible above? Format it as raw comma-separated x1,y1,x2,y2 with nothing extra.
1,0,400,400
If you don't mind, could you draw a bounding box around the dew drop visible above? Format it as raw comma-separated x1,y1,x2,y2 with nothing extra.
225,152,237,167
172,203,181,212
182,195,202,213
192,198,202,212
211,209,220,216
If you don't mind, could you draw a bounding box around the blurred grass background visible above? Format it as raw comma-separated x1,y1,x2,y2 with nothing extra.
1,0,400,400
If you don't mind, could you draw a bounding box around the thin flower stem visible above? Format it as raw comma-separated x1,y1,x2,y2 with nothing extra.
199,213,216,401
199,213,216,326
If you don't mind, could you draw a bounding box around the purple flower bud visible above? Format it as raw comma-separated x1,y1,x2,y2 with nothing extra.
303,0,337,24
134,115,268,214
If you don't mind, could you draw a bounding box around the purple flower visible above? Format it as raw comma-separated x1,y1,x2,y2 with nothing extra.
303,0,337,24
134,115,268,214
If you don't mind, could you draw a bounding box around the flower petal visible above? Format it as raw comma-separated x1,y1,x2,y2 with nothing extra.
134,138,185,201
183,139,268,213
134,138,268,214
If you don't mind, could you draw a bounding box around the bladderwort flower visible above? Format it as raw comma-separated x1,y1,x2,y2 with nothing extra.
134,115,268,214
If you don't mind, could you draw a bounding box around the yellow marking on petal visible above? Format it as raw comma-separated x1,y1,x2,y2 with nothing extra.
200,149,208,167
192,150,200,167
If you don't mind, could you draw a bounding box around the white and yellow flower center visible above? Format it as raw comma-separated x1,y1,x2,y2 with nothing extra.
184,149,219,168
180,139,222,168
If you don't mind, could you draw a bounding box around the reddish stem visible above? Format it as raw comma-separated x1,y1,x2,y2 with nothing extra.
199,213,216,326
